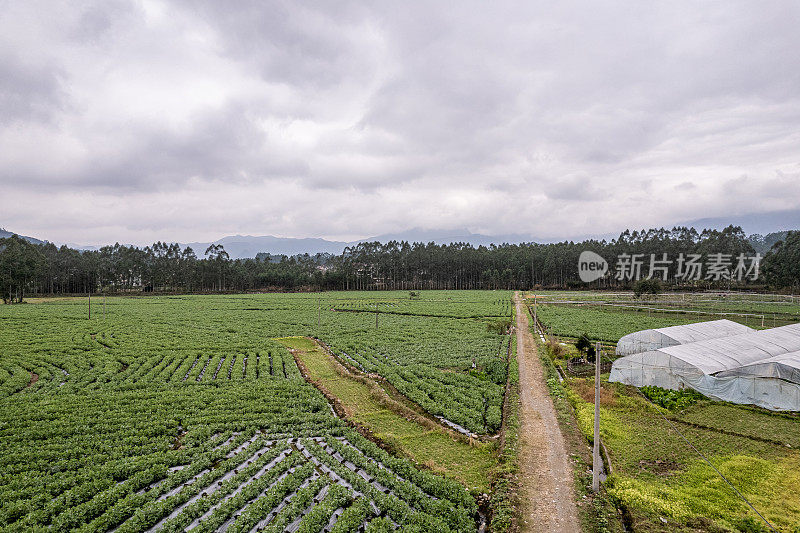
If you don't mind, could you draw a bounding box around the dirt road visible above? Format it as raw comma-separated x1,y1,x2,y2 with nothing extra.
515,292,580,532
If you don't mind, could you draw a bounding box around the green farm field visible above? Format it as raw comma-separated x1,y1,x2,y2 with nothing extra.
531,291,800,343
8,288,796,532
529,292,800,532
0,291,513,532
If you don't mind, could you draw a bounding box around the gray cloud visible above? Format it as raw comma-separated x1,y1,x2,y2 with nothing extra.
2,0,800,245
0,52,66,124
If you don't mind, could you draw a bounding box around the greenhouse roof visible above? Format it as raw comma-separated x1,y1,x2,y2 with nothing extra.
610,322,800,410
636,323,800,375
715,351,800,383
615,319,754,356
613,323,800,378
649,319,755,344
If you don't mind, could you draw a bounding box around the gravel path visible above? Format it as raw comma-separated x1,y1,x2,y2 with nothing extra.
514,292,580,532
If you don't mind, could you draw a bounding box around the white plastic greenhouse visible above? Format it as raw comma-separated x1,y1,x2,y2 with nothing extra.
615,319,754,356
610,322,800,411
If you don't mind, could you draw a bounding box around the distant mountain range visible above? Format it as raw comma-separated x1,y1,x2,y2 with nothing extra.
0,226,533,259
683,208,800,236
173,210,800,258
184,235,348,258
3,208,799,259
365,228,531,247
0,228,44,245
184,228,534,259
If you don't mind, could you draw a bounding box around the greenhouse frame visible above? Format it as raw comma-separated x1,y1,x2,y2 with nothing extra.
610,322,800,411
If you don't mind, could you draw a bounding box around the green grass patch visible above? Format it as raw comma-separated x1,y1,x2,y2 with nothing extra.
489,334,520,533
563,379,800,531
680,404,800,448
277,336,497,492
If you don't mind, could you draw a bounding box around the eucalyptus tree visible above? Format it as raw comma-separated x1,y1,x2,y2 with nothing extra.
204,244,230,291
763,231,800,290
0,235,46,303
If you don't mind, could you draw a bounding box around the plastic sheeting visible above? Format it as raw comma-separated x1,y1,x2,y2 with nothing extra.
615,319,754,356
610,322,800,411
716,352,800,383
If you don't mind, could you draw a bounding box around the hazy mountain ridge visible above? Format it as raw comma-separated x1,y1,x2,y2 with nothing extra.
0,228,44,245
3,208,800,259
170,220,800,259
183,235,349,259
685,208,800,236
361,228,533,247
2,227,533,258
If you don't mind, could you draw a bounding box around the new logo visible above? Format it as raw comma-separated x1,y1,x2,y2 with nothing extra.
578,251,608,282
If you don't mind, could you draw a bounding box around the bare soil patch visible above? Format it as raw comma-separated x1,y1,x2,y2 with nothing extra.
573,378,618,407
638,458,682,476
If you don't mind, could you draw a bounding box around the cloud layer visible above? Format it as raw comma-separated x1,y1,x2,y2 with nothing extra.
3,0,800,245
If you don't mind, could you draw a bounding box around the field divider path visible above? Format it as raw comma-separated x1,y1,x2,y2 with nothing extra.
514,292,580,532
314,338,478,438
274,336,497,493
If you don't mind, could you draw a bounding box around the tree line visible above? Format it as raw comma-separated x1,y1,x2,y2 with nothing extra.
1,225,799,302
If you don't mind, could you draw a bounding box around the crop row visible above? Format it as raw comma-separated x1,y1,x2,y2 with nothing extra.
0,382,338,529
3,428,476,532
330,336,509,434
1,349,302,398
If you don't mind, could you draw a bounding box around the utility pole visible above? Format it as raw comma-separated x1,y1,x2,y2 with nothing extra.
593,341,601,493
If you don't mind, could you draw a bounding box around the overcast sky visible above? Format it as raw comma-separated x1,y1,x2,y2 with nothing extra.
3,1,800,246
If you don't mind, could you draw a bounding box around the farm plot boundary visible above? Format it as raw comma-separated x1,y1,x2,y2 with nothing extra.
274,336,497,494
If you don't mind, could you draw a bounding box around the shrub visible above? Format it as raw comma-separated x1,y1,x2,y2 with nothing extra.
545,338,565,358
633,278,662,298
486,319,512,334
574,333,596,362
